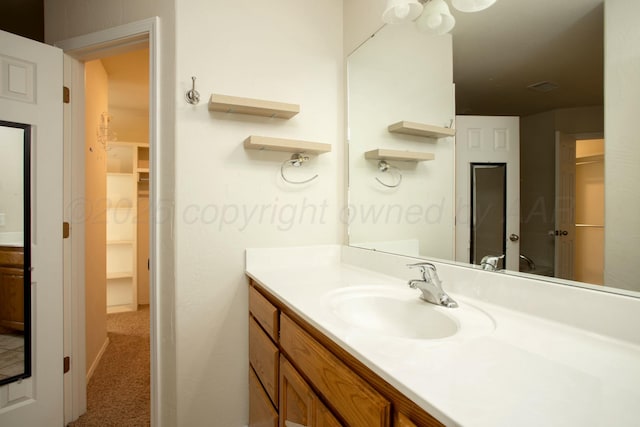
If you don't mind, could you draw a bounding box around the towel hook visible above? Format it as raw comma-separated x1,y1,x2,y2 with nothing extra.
280,153,318,185
185,76,200,105
375,160,402,188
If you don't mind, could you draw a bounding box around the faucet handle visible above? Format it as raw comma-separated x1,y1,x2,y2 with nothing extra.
407,262,435,282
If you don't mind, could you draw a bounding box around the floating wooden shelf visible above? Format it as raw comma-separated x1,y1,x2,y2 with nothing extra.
107,240,134,245
388,121,455,138
209,93,299,119
244,136,331,154
107,271,134,280
365,149,435,162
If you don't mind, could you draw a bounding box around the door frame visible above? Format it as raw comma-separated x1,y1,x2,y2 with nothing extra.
55,18,160,425
554,131,604,280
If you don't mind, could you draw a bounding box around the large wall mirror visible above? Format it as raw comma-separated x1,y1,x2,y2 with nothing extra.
0,120,31,386
347,0,640,297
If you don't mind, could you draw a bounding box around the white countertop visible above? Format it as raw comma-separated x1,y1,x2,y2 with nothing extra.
246,245,640,427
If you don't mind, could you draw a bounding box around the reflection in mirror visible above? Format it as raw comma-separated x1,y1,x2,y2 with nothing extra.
0,120,31,386
470,164,506,266
347,1,640,297
348,23,455,259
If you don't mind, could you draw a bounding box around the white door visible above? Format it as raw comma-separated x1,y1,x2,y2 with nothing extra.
455,115,520,271
554,131,576,280
0,30,64,425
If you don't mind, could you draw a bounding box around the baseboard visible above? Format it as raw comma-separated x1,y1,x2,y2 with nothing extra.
86,337,110,382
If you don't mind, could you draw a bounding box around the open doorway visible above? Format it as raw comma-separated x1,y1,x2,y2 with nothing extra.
57,19,159,426
574,138,605,284
554,133,605,284
74,47,151,425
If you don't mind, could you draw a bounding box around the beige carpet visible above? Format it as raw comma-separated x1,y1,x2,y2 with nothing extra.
69,305,150,427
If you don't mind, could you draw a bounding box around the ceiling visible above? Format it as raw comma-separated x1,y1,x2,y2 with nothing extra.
100,48,150,111
451,0,603,116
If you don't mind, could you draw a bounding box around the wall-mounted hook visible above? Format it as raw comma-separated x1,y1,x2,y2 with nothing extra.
375,160,402,188
185,76,200,105
280,153,318,184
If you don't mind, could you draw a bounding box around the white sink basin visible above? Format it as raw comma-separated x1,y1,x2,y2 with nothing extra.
324,285,494,341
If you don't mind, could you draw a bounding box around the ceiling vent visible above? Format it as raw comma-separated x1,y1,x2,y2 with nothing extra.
527,81,559,93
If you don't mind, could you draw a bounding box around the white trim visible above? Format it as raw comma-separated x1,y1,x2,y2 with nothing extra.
85,338,110,383
57,17,160,427
63,52,87,424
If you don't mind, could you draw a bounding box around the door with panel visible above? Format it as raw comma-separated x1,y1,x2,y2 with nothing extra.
0,30,64,426
455,115,520,271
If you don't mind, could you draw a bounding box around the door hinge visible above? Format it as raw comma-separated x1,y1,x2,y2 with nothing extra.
63,86,70,104
63,222,70,239
63,356,70,374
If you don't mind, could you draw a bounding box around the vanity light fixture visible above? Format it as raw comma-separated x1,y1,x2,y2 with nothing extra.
382,0,424,24
451,0,497,13
385,0,498,35
415,0,456,35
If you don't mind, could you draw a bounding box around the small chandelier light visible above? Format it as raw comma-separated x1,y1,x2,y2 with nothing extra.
383,0,498,35
97,112,117,151
451,0,497,13
382,0,424,24
416,0,455,35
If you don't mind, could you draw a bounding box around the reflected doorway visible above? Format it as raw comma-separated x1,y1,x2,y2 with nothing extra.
470,163,507,267
554,133,605,284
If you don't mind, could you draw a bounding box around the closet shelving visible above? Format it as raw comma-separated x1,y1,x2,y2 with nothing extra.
208,93,300,119
106,141,149,313
365,149,434,162
388,121,455,138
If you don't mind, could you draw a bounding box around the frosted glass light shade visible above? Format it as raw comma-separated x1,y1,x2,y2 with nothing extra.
382,0,424,24
416,0,456,35
451,0,497,13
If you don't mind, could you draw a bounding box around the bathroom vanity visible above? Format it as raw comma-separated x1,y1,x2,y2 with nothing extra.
246,245,640,427
0,245,25,331
248,280,440,426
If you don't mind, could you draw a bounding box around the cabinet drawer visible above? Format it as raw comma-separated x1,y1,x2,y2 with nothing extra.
0,247,24,267
250,285,279,341
250,315,279,406
395,412,418,427
280,314,390,427
249,367,278,427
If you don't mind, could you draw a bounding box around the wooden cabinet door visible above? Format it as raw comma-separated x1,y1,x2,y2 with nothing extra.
280,356,314,427
250,368,278,427
280,356,343,427
280,314,390,427
394,412,418,427
315,401,341,427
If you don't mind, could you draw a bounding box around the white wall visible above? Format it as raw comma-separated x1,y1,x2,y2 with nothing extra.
83,60,108,378
604,0,640,292
174,1,343,424
343,0,386,55
348,23,455,260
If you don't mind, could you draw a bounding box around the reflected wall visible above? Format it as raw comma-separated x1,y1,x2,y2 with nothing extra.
348,24,456,259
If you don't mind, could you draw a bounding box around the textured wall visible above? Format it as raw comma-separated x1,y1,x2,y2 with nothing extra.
604,0,640,292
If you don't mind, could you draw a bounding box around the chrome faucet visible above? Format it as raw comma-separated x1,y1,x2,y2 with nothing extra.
407,262,458,308
480,254,504,271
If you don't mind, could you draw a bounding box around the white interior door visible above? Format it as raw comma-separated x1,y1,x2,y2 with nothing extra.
0,30,64,425
555,131,576,280
455,115,520,271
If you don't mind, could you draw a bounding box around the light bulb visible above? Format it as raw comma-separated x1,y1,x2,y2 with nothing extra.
395,4,410,19
427,13,443,29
